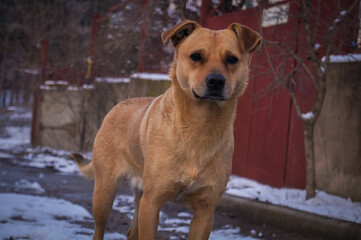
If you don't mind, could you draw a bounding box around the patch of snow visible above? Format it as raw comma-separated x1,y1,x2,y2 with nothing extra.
226,175,361,223
321,53,361,63
159,225,190,233
9,110,32,120
177,212,192,218
95,77,130,83
0,193,124,240
340,10,347,16
164,218,191,225
301,111,314,120
314,43,321,50
131,72,171,81
0,126,30,149
7,106,22,111
0,193,91,239
15,179,45,194
40,85,57,90
113,194,135,220
210,227,258,240
82,84,95,89
67,86,80,91
0,151,14,158
16,150,79,174
45,80,69,85
23,69,40,75
250,229,257,235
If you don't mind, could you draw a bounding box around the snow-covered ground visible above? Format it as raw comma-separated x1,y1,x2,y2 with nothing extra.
112,193,255,240
0,193,124,240
0,105,360,240
226,176,361,224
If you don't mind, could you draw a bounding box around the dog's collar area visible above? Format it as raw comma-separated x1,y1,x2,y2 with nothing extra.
192,89,226,102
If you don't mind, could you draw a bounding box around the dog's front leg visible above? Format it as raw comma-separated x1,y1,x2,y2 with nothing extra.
188,199,216,240
137,194,164,240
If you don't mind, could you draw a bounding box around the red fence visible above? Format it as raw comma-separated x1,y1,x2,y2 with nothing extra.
201,0,360,189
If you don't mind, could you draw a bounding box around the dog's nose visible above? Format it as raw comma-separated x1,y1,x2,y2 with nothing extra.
206,73,226,91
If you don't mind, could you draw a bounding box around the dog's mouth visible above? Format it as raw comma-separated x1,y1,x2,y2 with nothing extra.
192,89,226,102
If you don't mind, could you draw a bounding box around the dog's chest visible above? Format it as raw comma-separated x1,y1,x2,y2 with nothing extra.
172,169,211,202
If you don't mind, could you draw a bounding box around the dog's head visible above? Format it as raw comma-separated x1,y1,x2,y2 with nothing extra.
162,20,261,102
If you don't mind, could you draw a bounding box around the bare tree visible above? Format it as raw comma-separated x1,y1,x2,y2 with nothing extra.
0,1,94,106
259,0,360,199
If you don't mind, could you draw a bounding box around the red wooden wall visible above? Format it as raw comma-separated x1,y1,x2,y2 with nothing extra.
201,0,360,189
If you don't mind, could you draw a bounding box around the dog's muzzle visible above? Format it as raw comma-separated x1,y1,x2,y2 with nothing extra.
192,73,226,101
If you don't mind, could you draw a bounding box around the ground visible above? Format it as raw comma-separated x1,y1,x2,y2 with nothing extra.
0,105,326,240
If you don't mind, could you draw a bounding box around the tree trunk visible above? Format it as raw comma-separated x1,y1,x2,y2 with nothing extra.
0,35,9,107
304,122,316,199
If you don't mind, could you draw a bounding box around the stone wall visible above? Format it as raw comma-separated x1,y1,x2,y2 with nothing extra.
34,82,85,151
33,74,171,151
314,62,361,201
129,73,172,98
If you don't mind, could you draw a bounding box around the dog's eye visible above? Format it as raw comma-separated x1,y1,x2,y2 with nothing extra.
226,56,239,64
190,53,202,62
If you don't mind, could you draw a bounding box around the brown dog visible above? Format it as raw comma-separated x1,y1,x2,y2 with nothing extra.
72,20,261,240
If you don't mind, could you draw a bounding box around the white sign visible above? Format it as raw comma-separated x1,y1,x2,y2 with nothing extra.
262,3,290,28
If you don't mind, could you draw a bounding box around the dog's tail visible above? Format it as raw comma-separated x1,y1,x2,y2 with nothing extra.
70,153,94,180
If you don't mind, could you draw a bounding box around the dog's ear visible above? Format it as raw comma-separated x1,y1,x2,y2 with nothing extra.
162,20,200,47
228,23,262,54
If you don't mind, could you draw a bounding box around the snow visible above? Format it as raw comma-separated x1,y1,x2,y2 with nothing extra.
340,10,347,16
82,84,95,89
0,152,13,158
45,80,69,85
112,193,259,239
113,194,135,220
321,53,361,63
95,77,130,83
40,85,56,90
314,43,321,50
177,211,192,218
210,227,258,240
301,111,314,120
67,86,80,91
15,179,45,193
40,82,95,91
23,69,40,75
131,72,171,81
0,193,124,240
0,126,30,149
13,147,80,174
226,175,361,223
